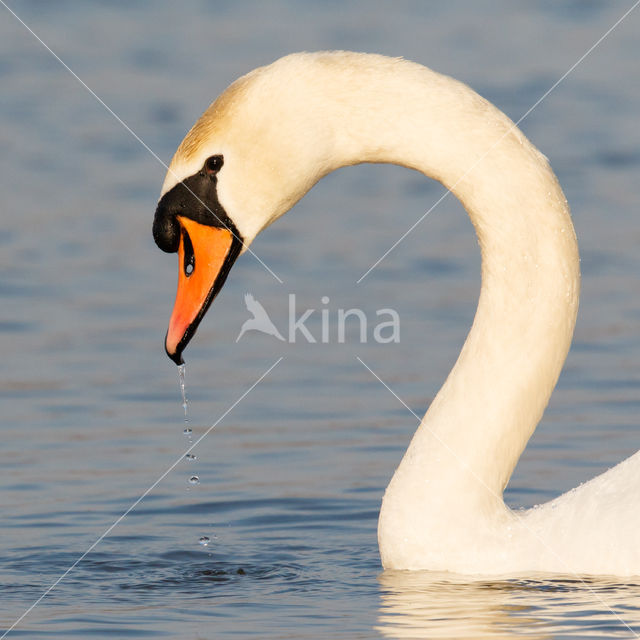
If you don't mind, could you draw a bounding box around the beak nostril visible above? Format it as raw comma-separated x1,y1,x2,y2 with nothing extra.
182,228,195,277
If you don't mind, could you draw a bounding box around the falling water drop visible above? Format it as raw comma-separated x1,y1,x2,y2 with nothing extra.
178,363,189,424
177,363,205,543
178,364,193,445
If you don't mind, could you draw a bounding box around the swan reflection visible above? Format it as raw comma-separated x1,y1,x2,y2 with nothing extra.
377,570,640,638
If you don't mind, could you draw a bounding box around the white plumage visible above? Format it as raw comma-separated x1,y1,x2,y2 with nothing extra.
162,51,639,575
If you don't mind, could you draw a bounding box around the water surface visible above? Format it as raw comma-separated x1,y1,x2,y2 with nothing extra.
1,1,639,638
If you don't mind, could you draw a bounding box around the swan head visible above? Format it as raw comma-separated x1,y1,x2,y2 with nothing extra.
153,53,340,363
153,152,244,364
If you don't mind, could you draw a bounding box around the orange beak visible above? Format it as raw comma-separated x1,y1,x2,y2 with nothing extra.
165,216,235,364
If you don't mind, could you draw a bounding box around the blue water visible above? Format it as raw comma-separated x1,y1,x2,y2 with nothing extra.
1,1,640,638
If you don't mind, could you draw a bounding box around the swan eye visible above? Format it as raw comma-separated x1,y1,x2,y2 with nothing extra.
204,155,224,176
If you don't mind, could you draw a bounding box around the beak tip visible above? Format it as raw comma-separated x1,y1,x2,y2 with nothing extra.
165,335,185,365
167,348,185,366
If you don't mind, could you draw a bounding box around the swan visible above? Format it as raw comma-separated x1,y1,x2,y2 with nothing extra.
152,51,640,575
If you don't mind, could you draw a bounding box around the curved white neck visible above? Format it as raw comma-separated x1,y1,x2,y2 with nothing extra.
257,55,581,563
289,56,580,496
172,53,581,567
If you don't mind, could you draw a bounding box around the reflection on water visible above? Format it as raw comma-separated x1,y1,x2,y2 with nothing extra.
378,571,640,639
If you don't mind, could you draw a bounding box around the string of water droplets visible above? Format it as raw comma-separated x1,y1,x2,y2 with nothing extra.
178,364,210,548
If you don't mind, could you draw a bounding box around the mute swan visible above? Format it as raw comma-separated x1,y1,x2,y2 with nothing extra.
153,52,640,575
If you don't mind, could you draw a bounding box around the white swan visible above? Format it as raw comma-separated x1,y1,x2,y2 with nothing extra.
153,51,640,575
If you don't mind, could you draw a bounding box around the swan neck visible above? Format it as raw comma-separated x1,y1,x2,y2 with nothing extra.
304,58,580,534
192,54,581,567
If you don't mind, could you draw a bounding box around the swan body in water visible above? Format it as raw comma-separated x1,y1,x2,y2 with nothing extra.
153,51,640,575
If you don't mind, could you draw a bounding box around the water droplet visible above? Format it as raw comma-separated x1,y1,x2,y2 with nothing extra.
178,364,189,426
183,427,192,436
199,536,210,547
189,475,200,485
185,453,197,461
